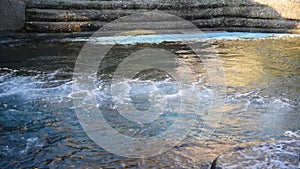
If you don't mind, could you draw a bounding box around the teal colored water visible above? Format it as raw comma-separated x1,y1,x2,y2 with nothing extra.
0,33,299,168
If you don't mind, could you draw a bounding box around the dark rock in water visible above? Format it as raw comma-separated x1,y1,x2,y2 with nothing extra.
133,68,174,81
233,146,245,151
0,0,26,31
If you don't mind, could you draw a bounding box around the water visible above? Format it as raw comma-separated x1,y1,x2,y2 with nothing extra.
64,32,300,45
0,34,299,168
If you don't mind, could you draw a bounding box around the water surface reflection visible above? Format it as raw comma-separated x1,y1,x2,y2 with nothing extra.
0,36,299,168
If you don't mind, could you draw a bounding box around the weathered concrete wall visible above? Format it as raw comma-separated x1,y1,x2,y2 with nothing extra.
4,0,300,33
0,0,26,31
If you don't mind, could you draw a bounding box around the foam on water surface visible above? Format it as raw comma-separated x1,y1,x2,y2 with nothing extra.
0,68,298,141
219,133,300,169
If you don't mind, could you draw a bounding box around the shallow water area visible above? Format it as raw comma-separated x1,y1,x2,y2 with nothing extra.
0,32,299,168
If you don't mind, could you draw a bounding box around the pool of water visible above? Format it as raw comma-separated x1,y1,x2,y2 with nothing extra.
0,33,299,168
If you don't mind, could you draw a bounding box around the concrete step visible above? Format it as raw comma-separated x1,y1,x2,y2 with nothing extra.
25,18,299,33
25,19,221,33
24,0,300,33
26,6,281,22
27,0,256,10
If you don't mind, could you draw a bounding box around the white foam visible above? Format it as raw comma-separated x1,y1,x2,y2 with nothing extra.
220,138,300,168
284,131,300,138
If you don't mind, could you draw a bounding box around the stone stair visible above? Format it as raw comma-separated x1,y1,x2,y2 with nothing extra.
25,0,300,33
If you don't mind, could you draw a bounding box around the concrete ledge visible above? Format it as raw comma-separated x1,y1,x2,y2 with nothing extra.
5,0,300,33
25,18,299,33
26,7,282,22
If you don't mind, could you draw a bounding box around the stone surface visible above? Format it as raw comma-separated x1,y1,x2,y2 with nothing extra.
25,18,299,33
22,0,300,33
26,6,281,22
0,0,26,31
254,0,300,20
26,0,228,10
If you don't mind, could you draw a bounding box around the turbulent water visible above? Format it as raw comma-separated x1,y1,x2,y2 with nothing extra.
0,34,299,168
